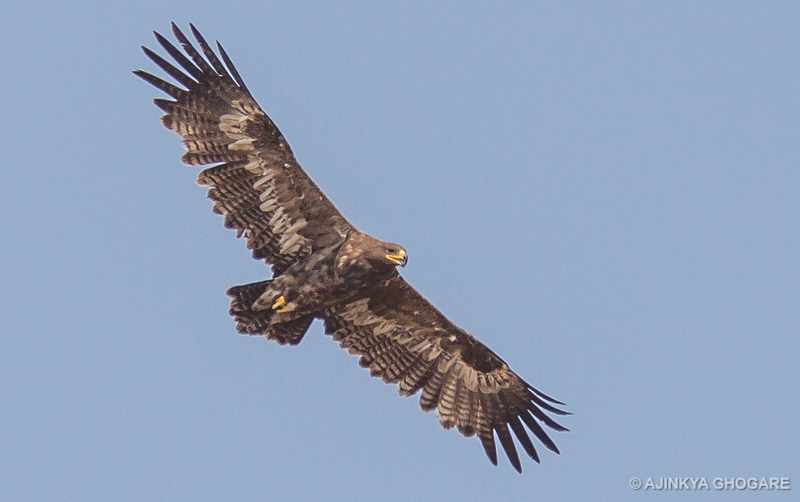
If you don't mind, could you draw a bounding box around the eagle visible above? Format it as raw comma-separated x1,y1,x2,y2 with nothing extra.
135,23,568,473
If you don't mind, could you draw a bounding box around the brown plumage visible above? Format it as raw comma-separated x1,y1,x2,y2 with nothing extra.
135,23,569,473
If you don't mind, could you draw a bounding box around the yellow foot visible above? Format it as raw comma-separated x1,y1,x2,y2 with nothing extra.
271,295,286,311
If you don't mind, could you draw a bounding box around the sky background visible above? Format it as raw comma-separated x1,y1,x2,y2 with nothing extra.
2,1,798,500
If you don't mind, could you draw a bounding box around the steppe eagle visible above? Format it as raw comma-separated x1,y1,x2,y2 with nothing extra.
135,23,568,473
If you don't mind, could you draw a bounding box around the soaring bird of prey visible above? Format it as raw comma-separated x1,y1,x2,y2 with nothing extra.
135,23,568,473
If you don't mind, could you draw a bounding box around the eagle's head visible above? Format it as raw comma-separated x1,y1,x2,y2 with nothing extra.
383,243,408,268
338,233,408,273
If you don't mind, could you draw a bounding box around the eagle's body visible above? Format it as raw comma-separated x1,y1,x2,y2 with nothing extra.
136,23,568,473
233,230,405,340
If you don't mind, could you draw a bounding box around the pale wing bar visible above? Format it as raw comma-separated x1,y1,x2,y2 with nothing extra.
135,24,350,272
323,277,569,473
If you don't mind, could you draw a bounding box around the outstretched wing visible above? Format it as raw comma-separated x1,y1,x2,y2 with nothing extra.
135,24,351,272
323,274,569,473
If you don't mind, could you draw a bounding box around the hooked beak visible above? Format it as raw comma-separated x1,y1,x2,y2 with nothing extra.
385,249,408,267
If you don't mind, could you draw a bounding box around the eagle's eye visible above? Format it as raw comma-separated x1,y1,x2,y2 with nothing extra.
386,248,396,254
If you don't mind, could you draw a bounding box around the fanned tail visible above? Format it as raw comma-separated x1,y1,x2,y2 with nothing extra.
227,280,313,345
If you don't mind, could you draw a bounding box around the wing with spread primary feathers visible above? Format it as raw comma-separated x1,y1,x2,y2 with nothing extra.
323,274,569,473
134,24,351,273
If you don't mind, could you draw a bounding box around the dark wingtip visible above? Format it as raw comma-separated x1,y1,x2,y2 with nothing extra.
509,416,540,464
526,384,567,406
457,424,476,437
189,23,203,41
534,401,571,416
479,431,498,467
216,40,249,92
153,30,168,45
170,22,184,39
497,429,522,473
132,68,154,84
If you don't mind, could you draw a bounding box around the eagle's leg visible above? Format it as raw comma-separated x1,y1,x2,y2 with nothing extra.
270,295,295,313
253,290,298,315
272,296,286,310
251,258,338,319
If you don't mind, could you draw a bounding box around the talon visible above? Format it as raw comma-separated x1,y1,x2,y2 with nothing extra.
271,295,286,310
275,307,290,314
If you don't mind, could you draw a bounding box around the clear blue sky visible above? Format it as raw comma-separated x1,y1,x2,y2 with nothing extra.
2,1,798,500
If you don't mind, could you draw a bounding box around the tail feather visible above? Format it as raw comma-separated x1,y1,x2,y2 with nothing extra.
227,280,272,334
269,316,314,346
226,280,312,345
